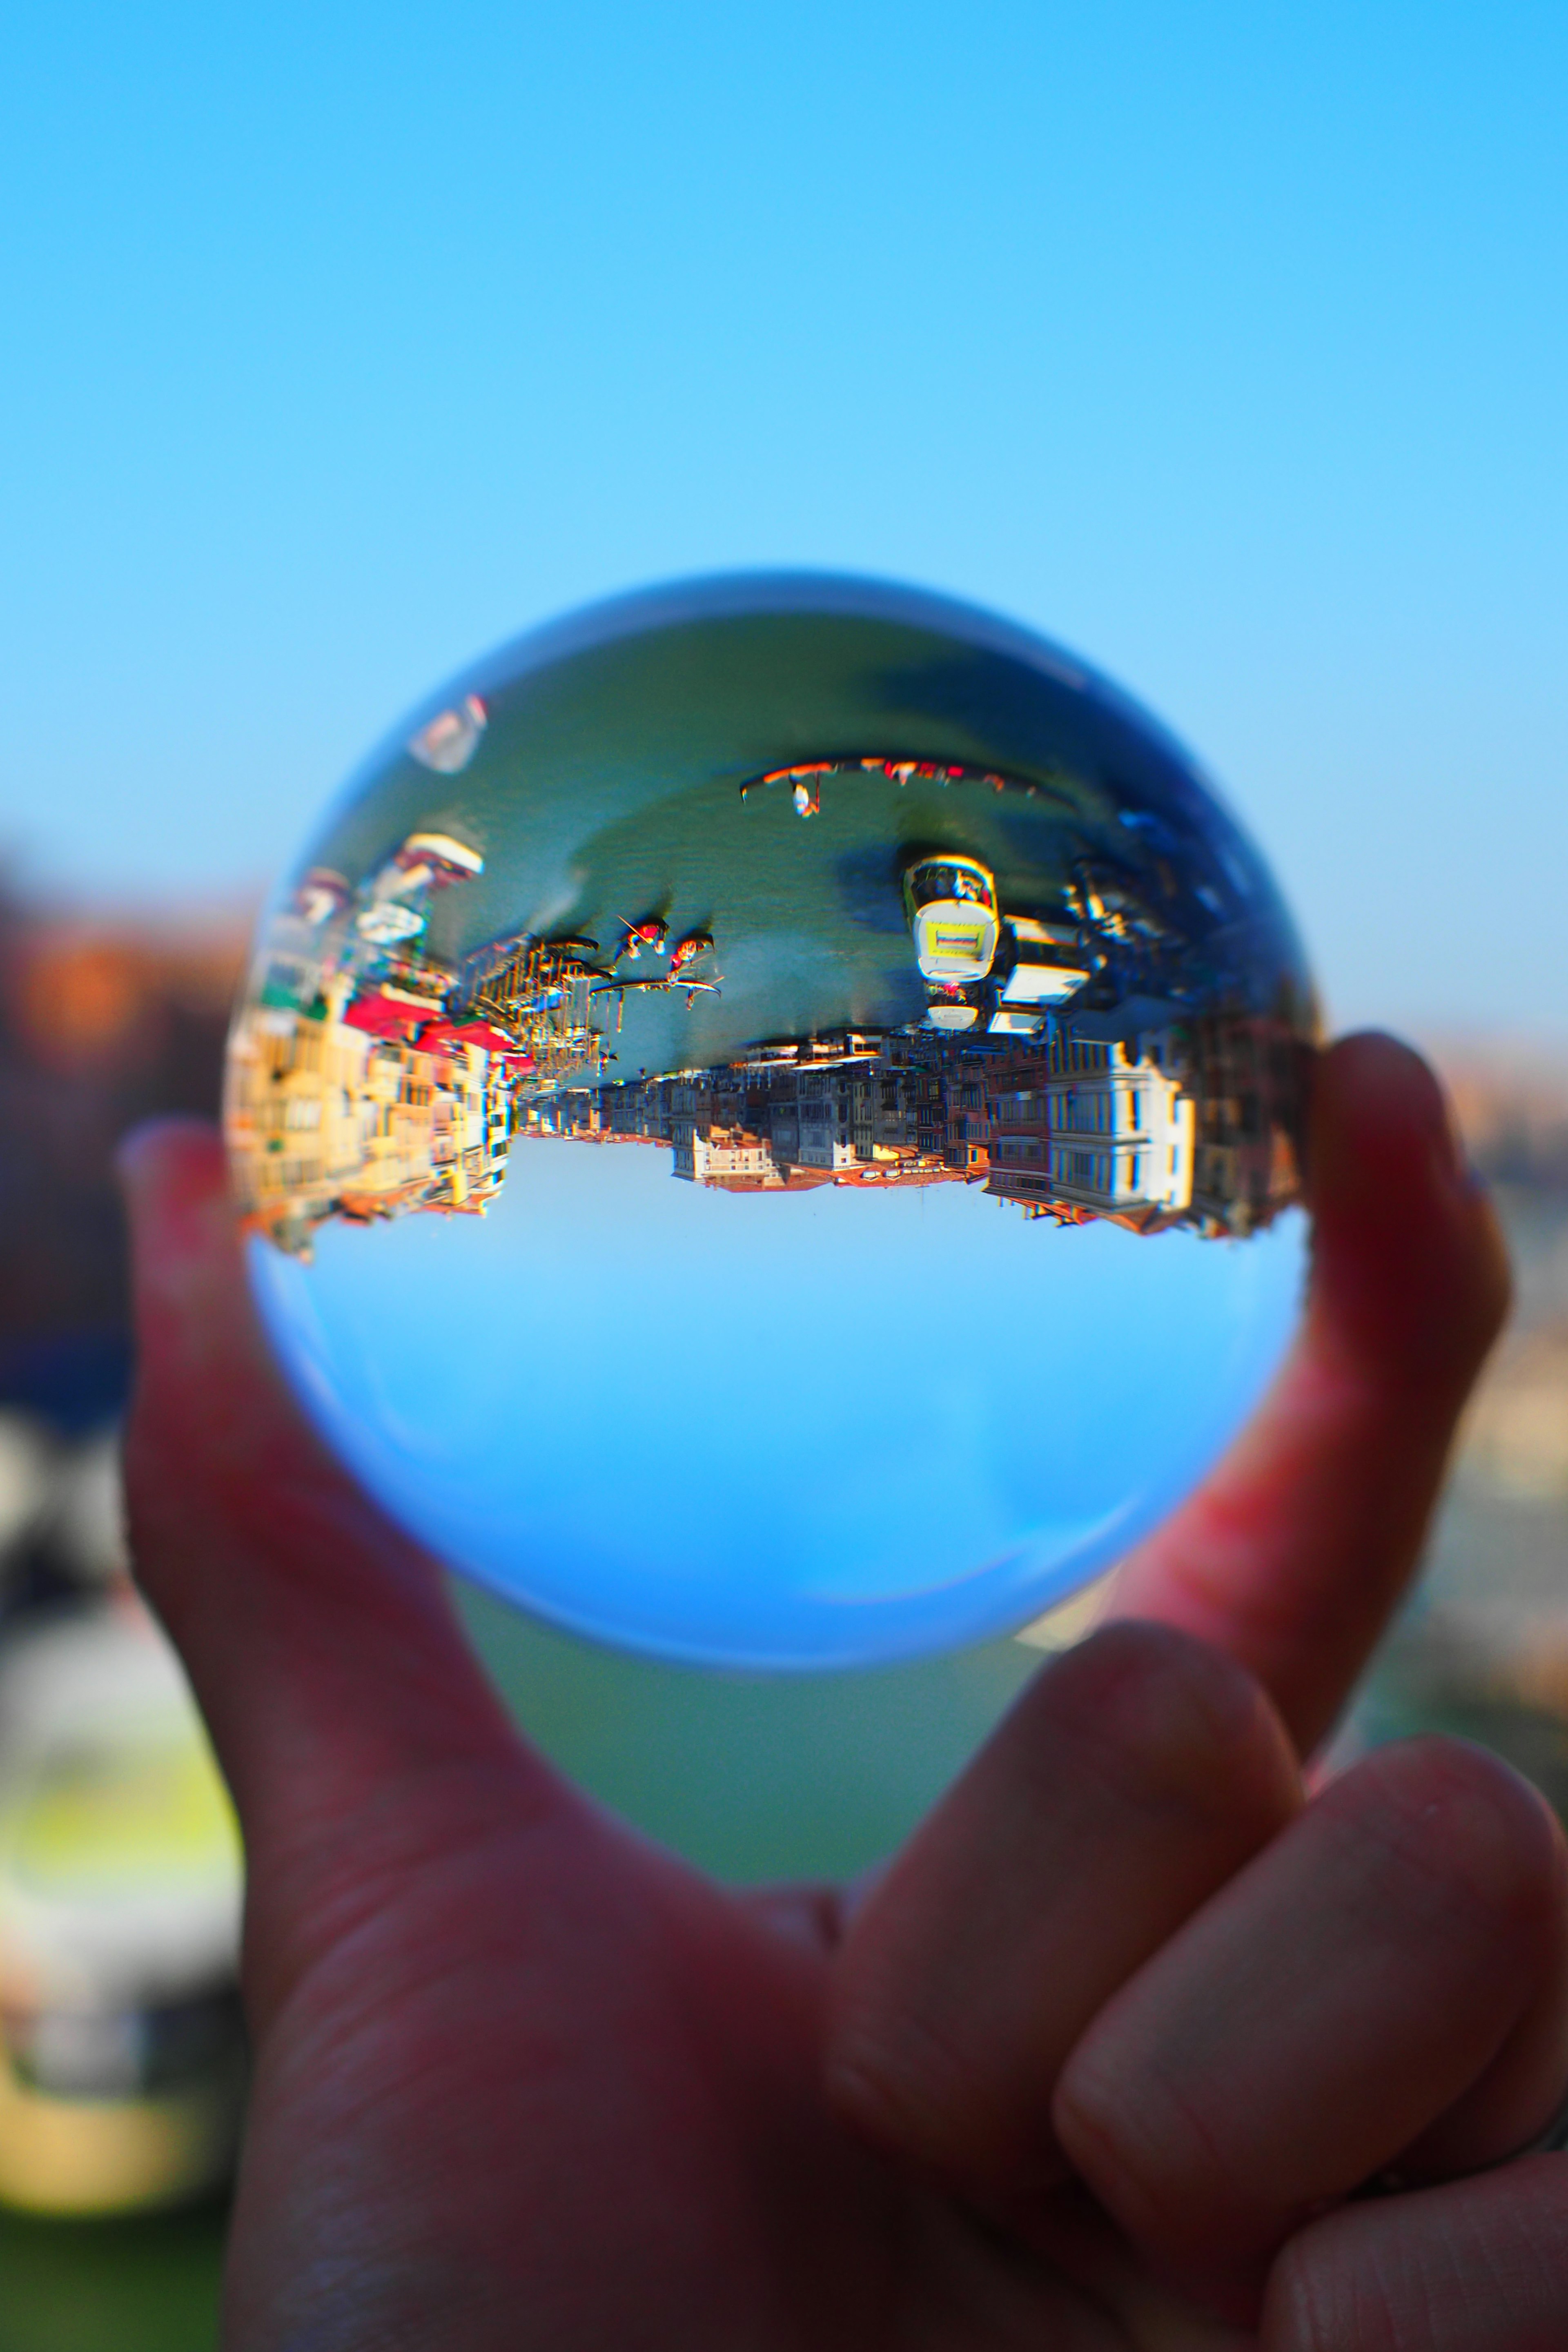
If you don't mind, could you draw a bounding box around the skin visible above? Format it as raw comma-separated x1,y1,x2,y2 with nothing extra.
118,1033,1568,2351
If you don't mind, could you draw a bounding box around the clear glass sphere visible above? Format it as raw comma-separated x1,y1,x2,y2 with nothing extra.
226,575,1317,1668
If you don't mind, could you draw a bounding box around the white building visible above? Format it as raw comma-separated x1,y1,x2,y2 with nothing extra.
673,1126,781,1187
793,1133,860,1173
1044,1059,1194,1214
989,1048,1194,1218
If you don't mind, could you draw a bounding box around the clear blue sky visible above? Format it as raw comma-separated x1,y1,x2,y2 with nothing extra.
2,1,1564,1039
253,1149,1306,1665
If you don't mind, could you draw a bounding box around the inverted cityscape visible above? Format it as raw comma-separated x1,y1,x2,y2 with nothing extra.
228,746,1311,1262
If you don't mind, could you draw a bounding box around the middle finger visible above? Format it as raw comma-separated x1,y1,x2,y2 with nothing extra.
826,1620,1301,2209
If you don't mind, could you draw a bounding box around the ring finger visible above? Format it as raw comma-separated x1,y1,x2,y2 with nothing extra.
1054,1733,1568,2325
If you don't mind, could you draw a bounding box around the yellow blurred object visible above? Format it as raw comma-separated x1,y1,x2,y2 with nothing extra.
14,1743,238,1892
0,1599,245,2215
1015,1571,1116,1652
0,2049,243,2218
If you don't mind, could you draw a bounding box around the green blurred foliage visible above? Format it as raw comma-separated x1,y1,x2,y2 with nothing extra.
0,2202,225,2352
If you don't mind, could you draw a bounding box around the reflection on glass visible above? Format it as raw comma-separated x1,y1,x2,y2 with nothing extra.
225,575,1317,1667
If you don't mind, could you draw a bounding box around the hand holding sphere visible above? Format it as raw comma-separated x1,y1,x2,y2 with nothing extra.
119,573,1567,2342
117,1031,1568,2348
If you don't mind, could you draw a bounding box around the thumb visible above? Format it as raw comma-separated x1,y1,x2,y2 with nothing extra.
118,1121,559,1996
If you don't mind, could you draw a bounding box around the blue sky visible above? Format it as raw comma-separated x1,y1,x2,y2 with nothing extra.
2,1,1565,1038
252,1147,1307,1666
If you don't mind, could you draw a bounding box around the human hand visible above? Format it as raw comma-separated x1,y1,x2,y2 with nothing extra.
119,1034,1567,2349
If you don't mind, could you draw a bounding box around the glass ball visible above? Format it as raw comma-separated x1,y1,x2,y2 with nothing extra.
226,575,1317,1669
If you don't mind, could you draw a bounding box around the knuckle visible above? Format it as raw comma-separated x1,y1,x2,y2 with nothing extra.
1046,1621,1292,1823
1264,2225,1401,2352
823,1996,978,2167
1336,1735,1566,1944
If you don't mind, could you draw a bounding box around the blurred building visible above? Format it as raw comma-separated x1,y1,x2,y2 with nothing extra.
1342,1038,1568,1812
0,887,247,1427
0,892,254,2216
1430,1038,1568,1192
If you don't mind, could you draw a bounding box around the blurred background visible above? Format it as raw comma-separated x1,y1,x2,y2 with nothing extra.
1,2,1565,2343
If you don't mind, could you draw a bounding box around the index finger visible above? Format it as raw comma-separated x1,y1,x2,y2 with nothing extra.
1108,1031,1510,1756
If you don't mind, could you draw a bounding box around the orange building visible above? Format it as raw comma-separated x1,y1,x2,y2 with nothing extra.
225,989,512,1259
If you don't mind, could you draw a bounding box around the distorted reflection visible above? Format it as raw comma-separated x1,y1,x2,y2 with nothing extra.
229,754,1305,1261
224,576,1316,1664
